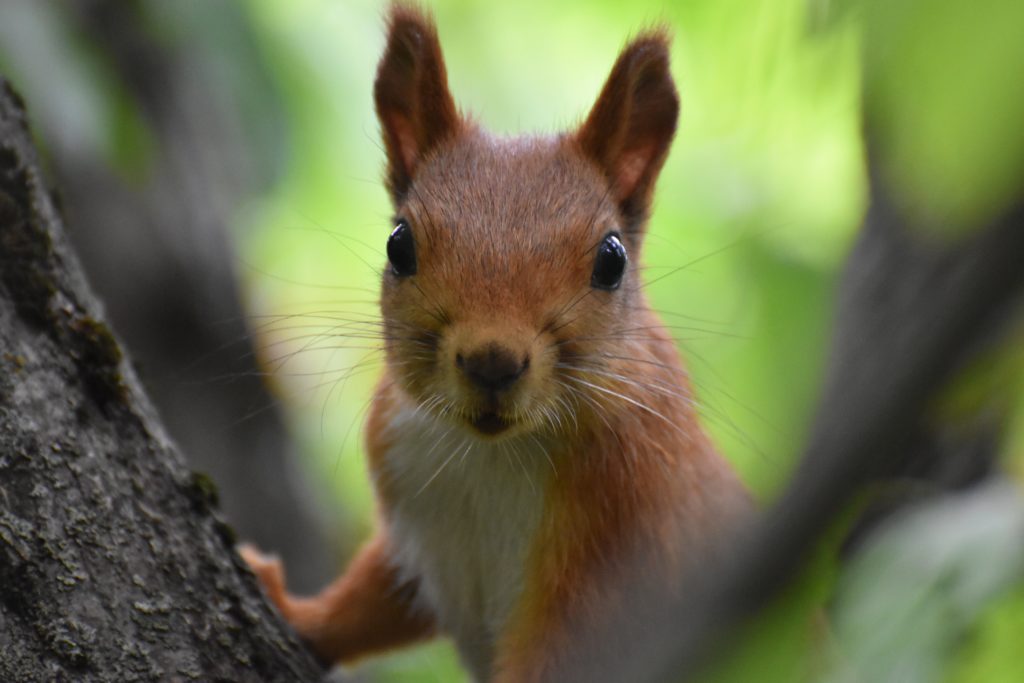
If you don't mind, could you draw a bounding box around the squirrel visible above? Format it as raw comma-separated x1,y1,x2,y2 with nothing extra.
241,4,751,682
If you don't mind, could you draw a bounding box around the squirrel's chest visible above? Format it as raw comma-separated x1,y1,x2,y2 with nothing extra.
377,411,552,677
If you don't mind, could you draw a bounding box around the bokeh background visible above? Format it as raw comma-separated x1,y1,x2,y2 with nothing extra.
1,0,1021,681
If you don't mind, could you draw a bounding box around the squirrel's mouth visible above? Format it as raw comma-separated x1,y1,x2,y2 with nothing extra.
470,411,512,436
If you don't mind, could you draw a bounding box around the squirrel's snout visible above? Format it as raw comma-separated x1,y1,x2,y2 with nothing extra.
456,343,530,393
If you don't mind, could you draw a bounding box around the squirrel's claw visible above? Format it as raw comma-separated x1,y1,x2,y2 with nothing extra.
238,543,290,614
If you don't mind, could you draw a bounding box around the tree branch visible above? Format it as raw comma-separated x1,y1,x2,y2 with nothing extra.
0,77,325,682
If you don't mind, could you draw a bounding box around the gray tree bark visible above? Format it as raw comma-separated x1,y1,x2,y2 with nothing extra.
0,77,324,682
0,0,342,594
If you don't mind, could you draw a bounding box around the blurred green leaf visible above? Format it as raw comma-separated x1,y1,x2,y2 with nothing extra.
825,481,1024,683
863,0,1024,234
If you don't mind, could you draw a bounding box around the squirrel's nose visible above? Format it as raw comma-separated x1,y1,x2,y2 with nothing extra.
456,344,529,392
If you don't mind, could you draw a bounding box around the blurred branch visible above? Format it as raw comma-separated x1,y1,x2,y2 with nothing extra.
551,145,1024,681
648,157,1024,680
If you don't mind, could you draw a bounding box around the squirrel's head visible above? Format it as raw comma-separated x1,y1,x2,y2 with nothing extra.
374,4,679,440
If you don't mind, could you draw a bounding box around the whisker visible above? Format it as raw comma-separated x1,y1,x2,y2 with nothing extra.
561,375,692,443
416,437,471,496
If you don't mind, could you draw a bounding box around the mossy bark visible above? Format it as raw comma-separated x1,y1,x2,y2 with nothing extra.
0,78,324,682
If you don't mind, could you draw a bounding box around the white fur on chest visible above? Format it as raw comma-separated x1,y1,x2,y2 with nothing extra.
378,408,552,679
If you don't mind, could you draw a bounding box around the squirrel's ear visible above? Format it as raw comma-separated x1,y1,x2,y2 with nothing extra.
375,4,460,202
576,32,679,226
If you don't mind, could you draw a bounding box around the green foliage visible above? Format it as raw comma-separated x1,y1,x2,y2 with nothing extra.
948,580,1024,683
863,0,1024,234
825,482,1024,683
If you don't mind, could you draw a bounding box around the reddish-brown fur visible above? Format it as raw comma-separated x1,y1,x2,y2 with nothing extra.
241,4,750,681
244,531,435,663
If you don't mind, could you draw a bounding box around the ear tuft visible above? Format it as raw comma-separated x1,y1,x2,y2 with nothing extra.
375,3,460,202
577,31,679,227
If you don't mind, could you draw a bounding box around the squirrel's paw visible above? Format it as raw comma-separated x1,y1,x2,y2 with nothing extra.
238,543,291,615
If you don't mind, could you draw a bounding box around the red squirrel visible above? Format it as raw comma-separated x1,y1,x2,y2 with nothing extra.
241,4,750,681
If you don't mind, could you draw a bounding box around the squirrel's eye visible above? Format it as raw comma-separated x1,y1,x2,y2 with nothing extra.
387,219,417,277
591,233,627,290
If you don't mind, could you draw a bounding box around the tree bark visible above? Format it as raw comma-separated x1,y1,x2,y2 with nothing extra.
0,77,324,681
0,0,342,594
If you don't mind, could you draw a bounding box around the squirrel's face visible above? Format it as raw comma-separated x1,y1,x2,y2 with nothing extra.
372,8,679,440
380,134,636,439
